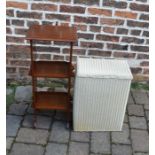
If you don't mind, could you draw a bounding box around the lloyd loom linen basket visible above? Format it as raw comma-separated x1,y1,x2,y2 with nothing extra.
73,58,133,131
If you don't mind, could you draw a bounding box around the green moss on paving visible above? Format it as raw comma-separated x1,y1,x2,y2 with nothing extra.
37,81,64,88
6,93,14,110
6,87,16,110
131,82,149,91
6,79,66,110
6,80,148,110
6,82,20,110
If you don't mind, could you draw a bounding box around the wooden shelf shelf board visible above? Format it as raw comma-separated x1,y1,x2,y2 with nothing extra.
35,91,69,110
29,61,70,78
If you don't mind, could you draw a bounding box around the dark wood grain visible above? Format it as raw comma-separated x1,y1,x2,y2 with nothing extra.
26,24,77,42
35,92,68,110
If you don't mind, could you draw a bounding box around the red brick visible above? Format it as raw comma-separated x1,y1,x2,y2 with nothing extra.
102,0,127,9
27,21,40,27
140,61,149,66
12,20,24,26
136,0,147,2
74,0,99,6
137,54,149,59
131,67,142,74
17,11,42,19
127,20,149,28
6,1,28,9
42,20,60,25
6,19,10,26
34,46,60,53
133,75,149,82
6,0,150,81
130,30,141,36
116,28,128,34
100,18,124,25
6,27,12,34
46,14,70,21
18,67,29,75
54,41,70,46
130,3,149,12
60,5,85,14
74,16,98,24
66,55,77,62
15,28,28,35
131,45,149,52
103,27,115,34
96,34,119,42
7,45,30,53
31,3,57,11
7,52,30,59
53,55,65,61
6,36,25,43
56,40,78,46
143,68,149,74
88,50,111,57
142,31,149,37
113,52,136,58
121,37,144,44
6,59,9,65
81,42,103,49
33,40,51,45
6,9,14,17
6,67,16,73
73,24,87,31
88,8,112,16
78,33,94,40
139,14,149,21
90,26,101,32
49,0,71,3
42,21,54,25
33,53,39,59
63,48,86,55
115,11,137,19
61,22,70,26
10,60,30,66
107,43,128,50
39,54,51,60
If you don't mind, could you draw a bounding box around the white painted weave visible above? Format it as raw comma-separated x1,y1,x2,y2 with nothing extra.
77,58,133,79
73,58,133,131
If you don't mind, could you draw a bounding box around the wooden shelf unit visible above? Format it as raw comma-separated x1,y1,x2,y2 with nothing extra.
26,24,77,124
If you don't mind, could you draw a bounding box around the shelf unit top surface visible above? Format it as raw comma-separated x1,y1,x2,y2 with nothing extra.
26,25,77,42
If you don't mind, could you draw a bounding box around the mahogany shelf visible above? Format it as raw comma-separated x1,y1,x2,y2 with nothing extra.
35,92,68,110
26,24,77,125
29,61,71,78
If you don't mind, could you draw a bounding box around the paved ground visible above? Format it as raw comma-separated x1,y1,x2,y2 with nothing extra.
6,90,149,155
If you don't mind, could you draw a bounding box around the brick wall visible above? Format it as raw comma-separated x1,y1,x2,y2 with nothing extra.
6,0,149,81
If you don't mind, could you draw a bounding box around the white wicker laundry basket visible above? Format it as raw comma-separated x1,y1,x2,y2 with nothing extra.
73,58,133,131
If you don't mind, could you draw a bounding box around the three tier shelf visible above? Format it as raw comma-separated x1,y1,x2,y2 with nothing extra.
26,24,77,126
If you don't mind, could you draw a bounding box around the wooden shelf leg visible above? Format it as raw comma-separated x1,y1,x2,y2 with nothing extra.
66,42,73,128
66,109,72,129
32,76,37,108
32,76,37,128
30,40,37,108
30,40,38,128
33,109,37,128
